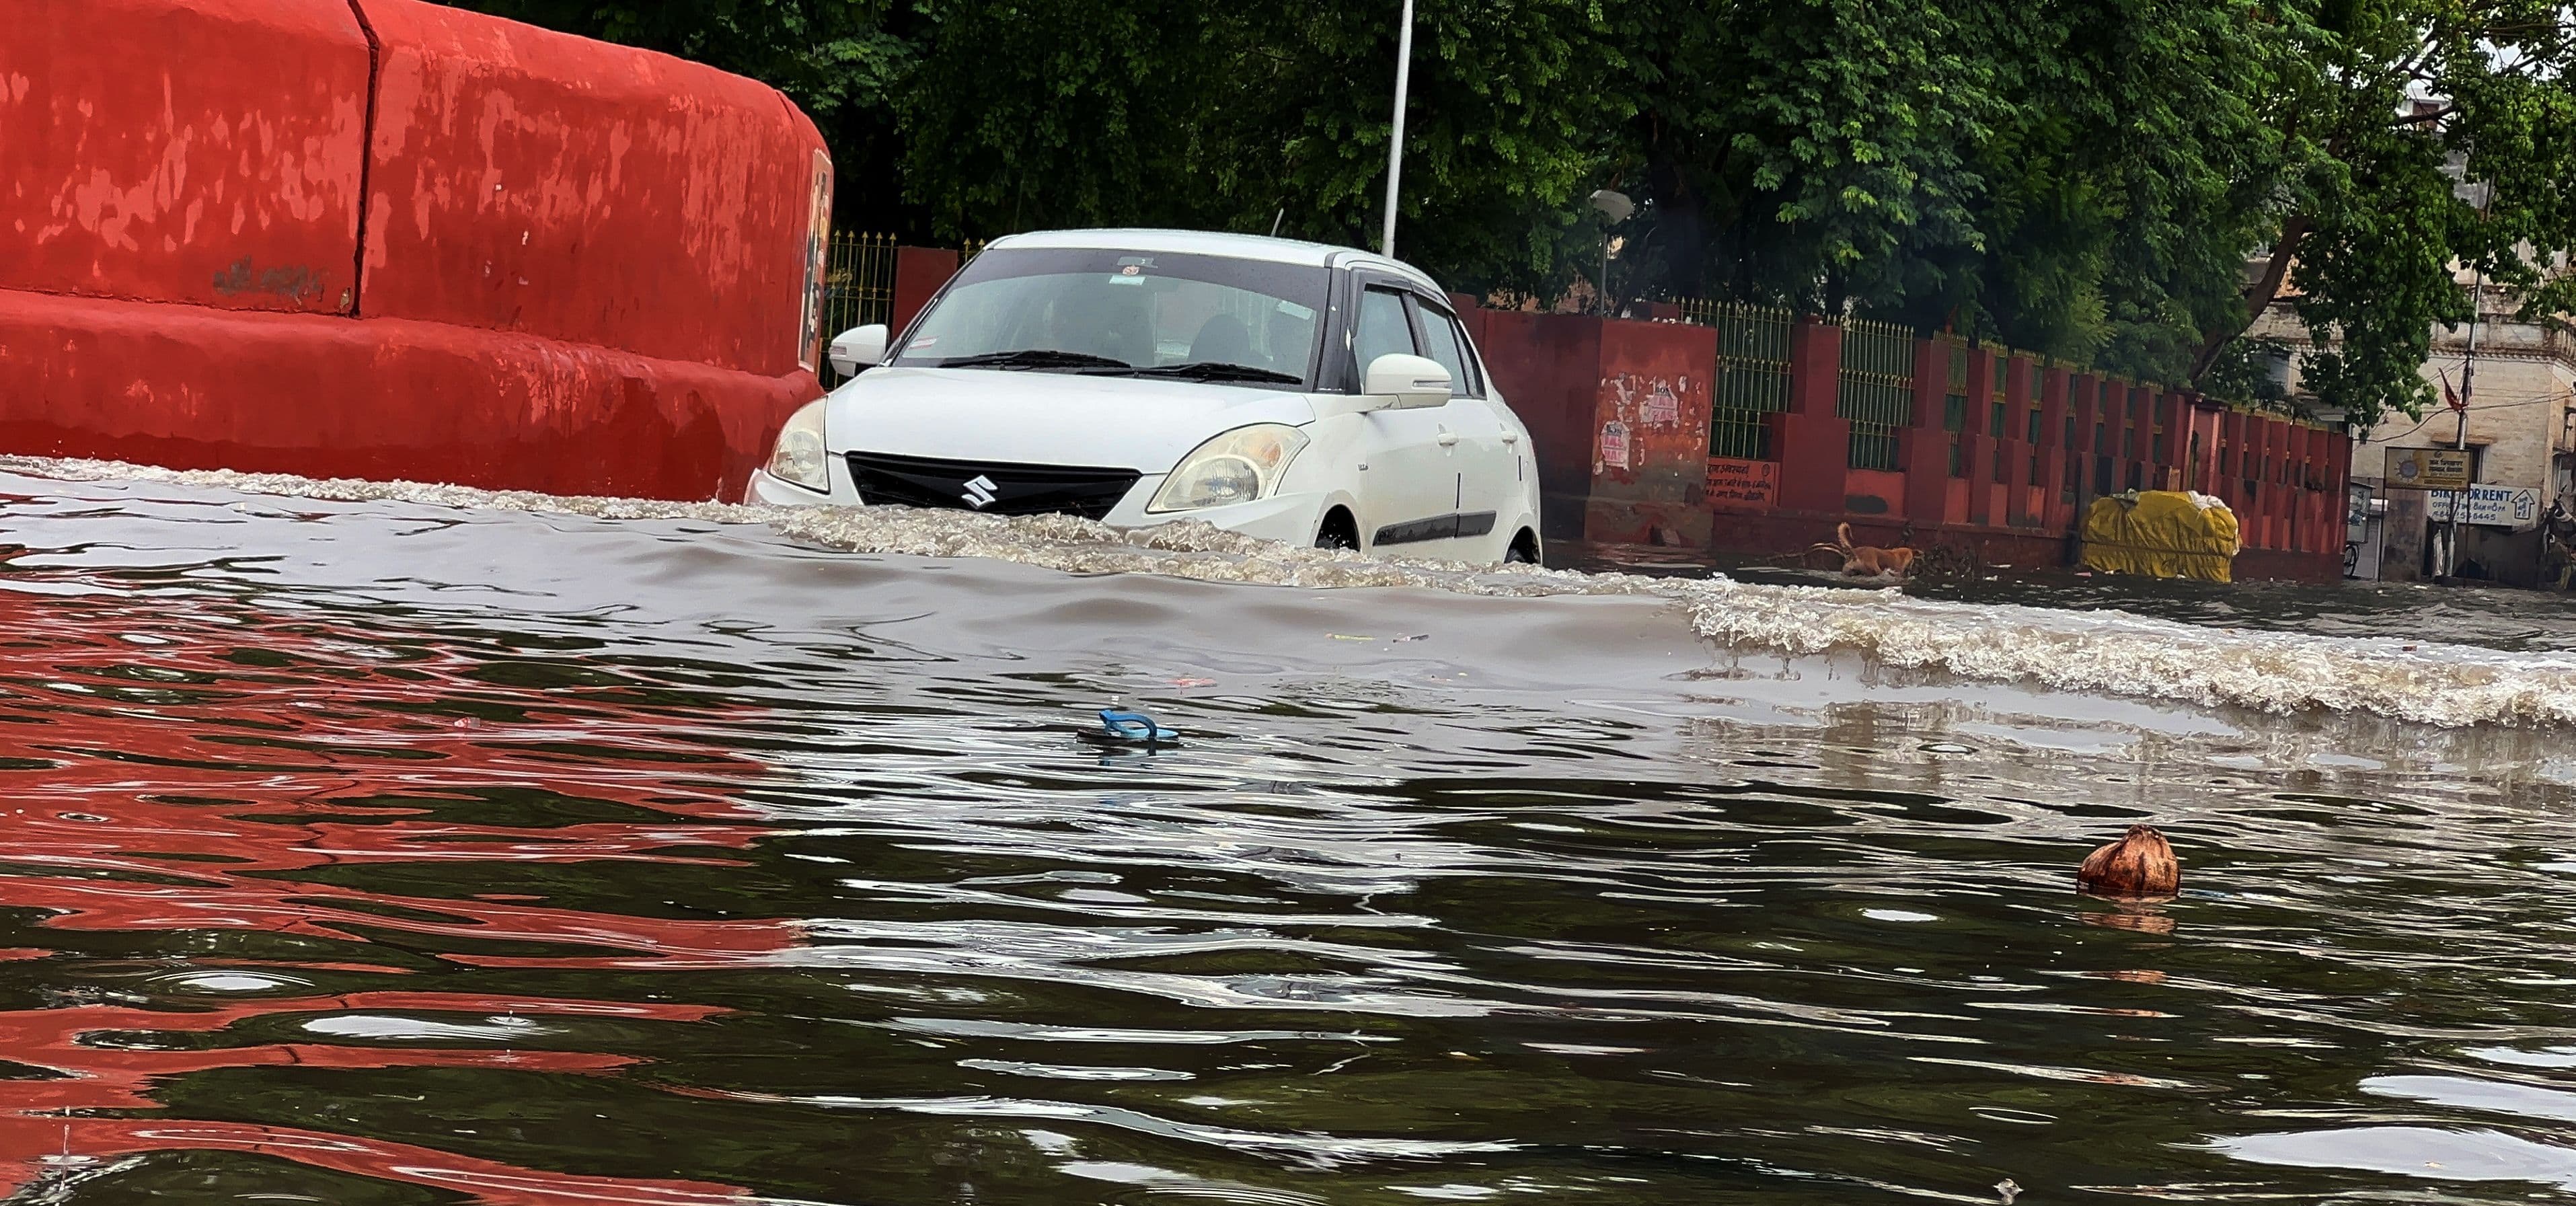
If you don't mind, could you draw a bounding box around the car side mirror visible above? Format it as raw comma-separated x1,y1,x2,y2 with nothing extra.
1363,353,1451,409
828,324,889,375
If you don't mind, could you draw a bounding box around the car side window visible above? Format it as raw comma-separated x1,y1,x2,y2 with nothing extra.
1414,303,1480,397
1354,287,1417,381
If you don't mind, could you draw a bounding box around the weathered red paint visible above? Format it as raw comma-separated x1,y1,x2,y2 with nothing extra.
1478,309,1614,527
356,0,825,375
0,287,808,497
1585,319,1718,546
0,0,371,313
1,0,829,500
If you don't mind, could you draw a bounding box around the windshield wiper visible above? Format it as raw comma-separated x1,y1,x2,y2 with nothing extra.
1119,361,1303,385
936,348,1133,371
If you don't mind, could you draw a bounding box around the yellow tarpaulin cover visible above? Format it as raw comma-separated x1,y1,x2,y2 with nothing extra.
2080,490,2241,583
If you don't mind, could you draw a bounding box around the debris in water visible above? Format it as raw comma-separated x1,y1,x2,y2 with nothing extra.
1327,634,1375,642
1393,633,1429,642
1995,1178,2021,1203
2078,824,2180,898
1092,708,1180,745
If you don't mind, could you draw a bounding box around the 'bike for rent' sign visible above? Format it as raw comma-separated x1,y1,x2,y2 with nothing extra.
2427,484,2542,531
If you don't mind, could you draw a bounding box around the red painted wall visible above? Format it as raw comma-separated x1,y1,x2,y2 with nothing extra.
891,246,962,334
356,0,828,375
1478,310,1608,515
0,0,371,313
0,0,831,501
0,289,806,499
1585,319,1718,546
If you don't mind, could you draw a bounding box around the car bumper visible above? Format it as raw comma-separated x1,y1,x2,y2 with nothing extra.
748,467,1326,548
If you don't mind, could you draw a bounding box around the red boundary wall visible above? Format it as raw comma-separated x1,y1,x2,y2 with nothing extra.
1476,308,2349,583
0,0,831,500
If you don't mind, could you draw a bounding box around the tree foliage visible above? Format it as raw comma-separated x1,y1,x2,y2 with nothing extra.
452,0,2575,426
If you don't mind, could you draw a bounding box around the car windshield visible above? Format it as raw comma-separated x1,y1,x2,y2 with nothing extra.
888,248,1331,389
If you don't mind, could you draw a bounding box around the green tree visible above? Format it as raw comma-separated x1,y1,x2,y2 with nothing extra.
2200,0,2576,425
449,0,2575,424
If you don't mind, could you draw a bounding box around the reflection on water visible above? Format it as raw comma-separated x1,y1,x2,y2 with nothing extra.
0,472,2574,1203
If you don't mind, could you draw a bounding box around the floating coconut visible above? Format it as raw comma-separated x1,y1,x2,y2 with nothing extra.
2077,824,2179,898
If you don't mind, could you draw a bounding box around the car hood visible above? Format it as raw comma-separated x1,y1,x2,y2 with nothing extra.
824,367,1320,472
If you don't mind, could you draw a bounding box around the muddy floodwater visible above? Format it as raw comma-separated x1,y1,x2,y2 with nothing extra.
3,463,2576,1204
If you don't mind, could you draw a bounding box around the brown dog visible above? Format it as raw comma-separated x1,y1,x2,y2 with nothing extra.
1809,523,1916,576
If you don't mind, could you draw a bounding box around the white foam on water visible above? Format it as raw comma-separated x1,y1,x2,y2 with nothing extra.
9,455,2573,730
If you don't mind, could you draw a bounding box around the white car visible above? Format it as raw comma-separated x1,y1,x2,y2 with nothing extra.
748,229,1544,564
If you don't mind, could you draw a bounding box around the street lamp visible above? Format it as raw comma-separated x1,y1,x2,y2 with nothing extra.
1380,0,1415,258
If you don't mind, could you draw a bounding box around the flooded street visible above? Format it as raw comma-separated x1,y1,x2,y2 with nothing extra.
5,464,2576,1203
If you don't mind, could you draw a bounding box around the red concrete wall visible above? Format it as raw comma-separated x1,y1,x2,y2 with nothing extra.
1478,310,1607,515
892,246,962,334
1478,309,2348,580
0,0,371,313
0,289,804,499
1585,319,1718,545
0,0,831,501
1768,317,1848,515
356,0,829,375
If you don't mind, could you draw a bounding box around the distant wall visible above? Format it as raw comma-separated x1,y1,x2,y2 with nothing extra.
0,0,832,500
1474,307,2351,580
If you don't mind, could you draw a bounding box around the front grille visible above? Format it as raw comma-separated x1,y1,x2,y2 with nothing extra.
845,450,1141,521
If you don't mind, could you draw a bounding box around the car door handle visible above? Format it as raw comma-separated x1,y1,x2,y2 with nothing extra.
1501,429,1519,445
1437,430,1460,447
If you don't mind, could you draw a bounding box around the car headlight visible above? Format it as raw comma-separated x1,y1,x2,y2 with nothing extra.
1148,424,1309,513
765,400,831,492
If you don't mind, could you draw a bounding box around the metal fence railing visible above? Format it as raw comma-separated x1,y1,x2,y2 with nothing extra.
1838,316,1914,470
821,233,989,384
823,231,899,348
1678,299,1793,460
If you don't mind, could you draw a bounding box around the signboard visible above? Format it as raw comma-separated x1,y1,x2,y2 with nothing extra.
1706,457,1778,508
2384,447,2471,491
798,149,834,372
2427,484,2542,531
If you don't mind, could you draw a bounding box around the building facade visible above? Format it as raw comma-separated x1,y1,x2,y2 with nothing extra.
2255,282,2576,587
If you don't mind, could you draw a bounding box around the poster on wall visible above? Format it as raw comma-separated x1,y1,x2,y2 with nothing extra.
798,149,834,373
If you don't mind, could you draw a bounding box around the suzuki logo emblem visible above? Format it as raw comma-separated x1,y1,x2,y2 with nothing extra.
960,475,999,508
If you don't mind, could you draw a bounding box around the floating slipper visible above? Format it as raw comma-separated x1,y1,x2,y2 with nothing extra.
1092,708,1180,745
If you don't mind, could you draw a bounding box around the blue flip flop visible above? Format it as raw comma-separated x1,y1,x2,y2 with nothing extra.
1095,708,1180,745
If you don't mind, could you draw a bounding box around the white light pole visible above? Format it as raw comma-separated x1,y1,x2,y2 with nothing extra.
2444,268,2481,578
1380,0,1414,258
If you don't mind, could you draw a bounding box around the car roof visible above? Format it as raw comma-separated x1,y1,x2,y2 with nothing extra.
985,229,1446,294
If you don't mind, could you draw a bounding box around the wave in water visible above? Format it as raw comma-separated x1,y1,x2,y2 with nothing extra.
8,455,2573,729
